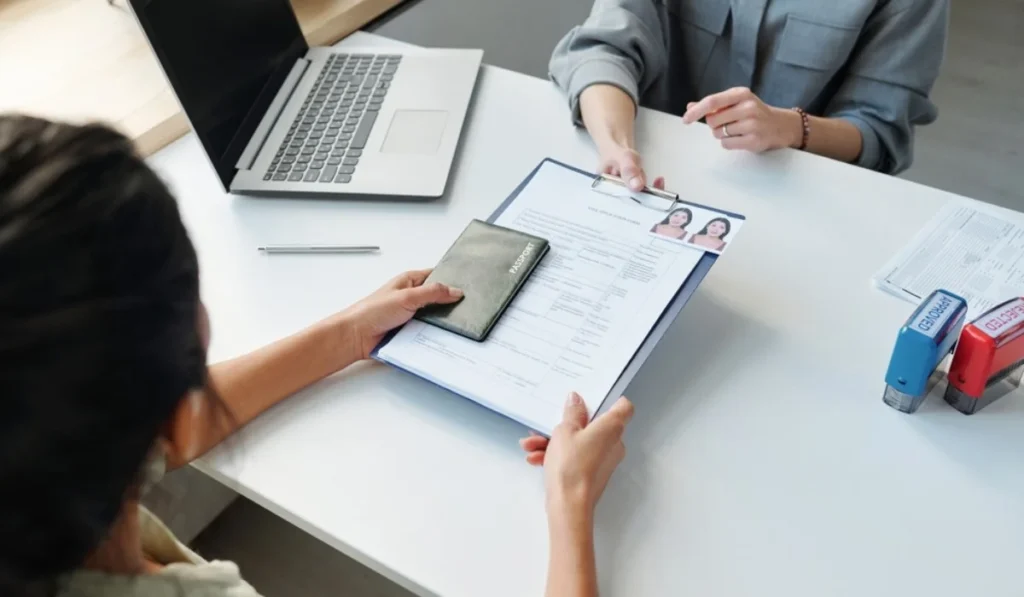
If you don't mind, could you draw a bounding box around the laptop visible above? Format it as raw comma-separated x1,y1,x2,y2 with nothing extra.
128,0,483,199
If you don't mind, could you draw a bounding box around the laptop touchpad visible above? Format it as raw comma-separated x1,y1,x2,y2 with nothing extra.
381,110,449,155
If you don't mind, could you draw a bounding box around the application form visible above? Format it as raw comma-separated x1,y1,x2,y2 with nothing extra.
377,162,722,433
874,201,1024,319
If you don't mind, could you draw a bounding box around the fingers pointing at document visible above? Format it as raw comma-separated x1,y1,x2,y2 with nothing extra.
683,87,803,154
520,393,634,515
598,87,801,185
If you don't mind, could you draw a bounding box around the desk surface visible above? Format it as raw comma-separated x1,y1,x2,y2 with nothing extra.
0,0,401,156
147,32,1024,597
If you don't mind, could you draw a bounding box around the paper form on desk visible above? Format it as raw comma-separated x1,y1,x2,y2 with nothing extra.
874,200,1024,318
375,160,745,434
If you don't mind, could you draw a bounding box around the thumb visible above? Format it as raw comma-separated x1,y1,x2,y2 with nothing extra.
619,152,646,191
587,397,634,439
607,397,635,424
402,282,464,310
598,397,630,425
562,392,589,431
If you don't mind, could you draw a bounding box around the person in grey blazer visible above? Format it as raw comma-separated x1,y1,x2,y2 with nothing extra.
550,0,950,190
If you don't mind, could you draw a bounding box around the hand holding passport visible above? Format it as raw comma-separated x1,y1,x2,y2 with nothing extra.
416,219,549,341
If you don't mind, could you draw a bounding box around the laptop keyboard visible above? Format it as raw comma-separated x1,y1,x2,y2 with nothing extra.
264,53,401,184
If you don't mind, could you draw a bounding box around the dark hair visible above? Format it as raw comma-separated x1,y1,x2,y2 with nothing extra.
0,116,208,595
696,217,732,240
651,208,693,232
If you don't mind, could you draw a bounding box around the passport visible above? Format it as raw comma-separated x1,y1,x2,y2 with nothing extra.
415,219,549,341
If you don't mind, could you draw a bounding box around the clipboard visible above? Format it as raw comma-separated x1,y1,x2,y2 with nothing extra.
373,157,746,432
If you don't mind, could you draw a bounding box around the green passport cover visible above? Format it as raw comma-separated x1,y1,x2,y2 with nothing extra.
415,219,549,342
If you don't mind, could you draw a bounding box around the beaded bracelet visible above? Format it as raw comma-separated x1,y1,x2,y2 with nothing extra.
792,107,810,151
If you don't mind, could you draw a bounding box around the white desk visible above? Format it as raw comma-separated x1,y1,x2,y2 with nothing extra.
147,32,1024,597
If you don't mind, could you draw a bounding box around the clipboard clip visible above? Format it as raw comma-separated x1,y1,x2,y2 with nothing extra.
590,173,681,212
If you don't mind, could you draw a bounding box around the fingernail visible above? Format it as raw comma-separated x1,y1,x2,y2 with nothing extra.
567,392,582,406
448,286,464,298
629,177,642,190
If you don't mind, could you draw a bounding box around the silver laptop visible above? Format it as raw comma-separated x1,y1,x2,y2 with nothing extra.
129,0,482,199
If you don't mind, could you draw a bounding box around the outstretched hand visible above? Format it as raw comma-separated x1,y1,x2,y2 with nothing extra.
598,145,666,192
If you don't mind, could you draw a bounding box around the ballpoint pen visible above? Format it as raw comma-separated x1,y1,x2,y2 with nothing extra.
257,245,380,254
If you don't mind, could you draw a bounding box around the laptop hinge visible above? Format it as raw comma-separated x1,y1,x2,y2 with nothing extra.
236,59,311,171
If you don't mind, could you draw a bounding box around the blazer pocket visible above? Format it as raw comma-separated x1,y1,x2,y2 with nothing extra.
776,14,860,72
664,0,730,36
660,0,730,85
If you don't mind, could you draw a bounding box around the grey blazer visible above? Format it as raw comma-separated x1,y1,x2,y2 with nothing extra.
550,0,950,174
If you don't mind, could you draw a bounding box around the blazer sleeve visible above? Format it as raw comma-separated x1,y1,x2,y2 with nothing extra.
549,0,669,125
825,0,950,174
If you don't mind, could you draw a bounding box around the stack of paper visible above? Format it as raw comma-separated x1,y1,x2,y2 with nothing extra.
874,201,1024,318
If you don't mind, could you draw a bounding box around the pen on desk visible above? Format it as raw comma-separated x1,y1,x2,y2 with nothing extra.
257,245,380,254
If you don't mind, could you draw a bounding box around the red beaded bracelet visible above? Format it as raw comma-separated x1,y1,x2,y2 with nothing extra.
792,107,810,150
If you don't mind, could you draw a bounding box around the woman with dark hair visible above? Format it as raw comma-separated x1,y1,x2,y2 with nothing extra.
689,217,732,252
650,207,692,241
0,116,633,597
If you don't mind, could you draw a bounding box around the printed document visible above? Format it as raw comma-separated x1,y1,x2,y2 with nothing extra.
874,201,1024,318
377,161,743,433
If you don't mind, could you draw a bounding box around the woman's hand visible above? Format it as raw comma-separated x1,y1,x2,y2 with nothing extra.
520,393,634,518
683,87,802,153
579,84,665,193
340,269,463,359
597,145,666,193
523,393,633,597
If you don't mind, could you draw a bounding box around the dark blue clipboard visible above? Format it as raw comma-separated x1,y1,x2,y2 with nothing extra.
373,158,745,433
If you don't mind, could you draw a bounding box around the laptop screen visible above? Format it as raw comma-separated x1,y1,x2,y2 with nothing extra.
130,0,308,189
